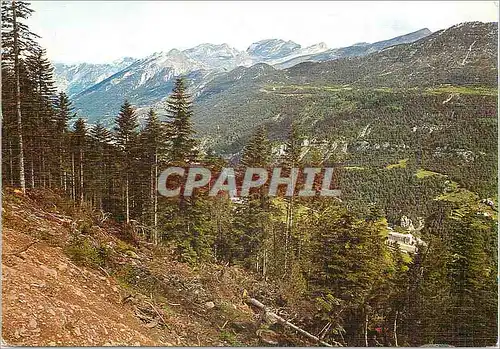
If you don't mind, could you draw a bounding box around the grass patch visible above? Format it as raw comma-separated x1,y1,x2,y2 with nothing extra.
386,158,408,169
425,85,497,96
115,264,165,294
385,103,403,112
264,84,352,93
219,330,243,346
218,300,241,319
415,168,444,179
402,252,413,264
344,166,366,171
373,87,395,93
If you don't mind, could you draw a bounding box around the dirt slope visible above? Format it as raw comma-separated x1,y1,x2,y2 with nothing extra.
2,189,285,346
3,226,164,346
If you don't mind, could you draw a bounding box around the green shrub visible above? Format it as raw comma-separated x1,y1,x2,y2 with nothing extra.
65,236,109,268
176,239,199,265
116,239,135,254
219,330,242,346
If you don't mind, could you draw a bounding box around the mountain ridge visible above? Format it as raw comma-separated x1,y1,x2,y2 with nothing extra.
54,27,434,119
275,28,433,69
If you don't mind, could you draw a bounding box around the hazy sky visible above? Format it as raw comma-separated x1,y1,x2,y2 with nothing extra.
29,1,498,64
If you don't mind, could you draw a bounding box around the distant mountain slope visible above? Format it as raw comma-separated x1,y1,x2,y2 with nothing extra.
287,22,497,87
189,22,497,192
275,28,432,69
60,28,431,120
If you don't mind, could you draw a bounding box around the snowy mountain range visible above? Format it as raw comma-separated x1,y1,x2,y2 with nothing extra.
53,28,432,121
54,57,136,97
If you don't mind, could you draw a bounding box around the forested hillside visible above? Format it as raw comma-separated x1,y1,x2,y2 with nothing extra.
1,1,498,347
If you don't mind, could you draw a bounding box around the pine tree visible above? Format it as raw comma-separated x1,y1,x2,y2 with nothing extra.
281,122,303,277
282,122,302,168
2,69,16,186
25,46,56,188
89,122,113,210
240,125,271,168
408,184,498,347
310,200,390,346
140,108,167,244
234,126,272,274
1,0,40,193
53,92,73,133
114,100,138,223
385,243,410,347
166,77,197,164
73,118,87,205
53,92,75,192
442,197,497,346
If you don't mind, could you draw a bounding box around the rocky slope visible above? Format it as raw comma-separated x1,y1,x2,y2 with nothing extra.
2,188,315,346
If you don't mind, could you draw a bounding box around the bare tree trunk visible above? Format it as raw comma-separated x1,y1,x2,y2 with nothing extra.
40,145,45,188
125,173,130,224
153,151,158,244
42,149,47,188
9,140,14,186
27,138,35,188
59,147,64,188
394,310,398,347
262,248,267,279
71,152,75,201
79,149,84,205
284,199,290,275
364,310,369,347
29,154,34,188
97,154,103,210
272,224,277,270
13,0,26,193
150,162,154,241
60,139,68,193
48,166,52,188
284,195,294,277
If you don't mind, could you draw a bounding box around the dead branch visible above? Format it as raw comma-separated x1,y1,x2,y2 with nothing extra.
98,266,110,278
246,297,342,347
166,302,181,306
144,300,170,330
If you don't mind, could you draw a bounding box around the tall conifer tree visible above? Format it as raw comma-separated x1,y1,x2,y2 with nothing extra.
114,100,138,223
166,77,197,164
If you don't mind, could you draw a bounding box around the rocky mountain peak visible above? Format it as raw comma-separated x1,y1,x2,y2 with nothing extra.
246,39,302,60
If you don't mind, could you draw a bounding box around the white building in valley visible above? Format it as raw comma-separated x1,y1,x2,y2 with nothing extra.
386,228,427,254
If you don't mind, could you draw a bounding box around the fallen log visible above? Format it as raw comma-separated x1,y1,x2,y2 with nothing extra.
144,300,170,330
246,297,342,347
